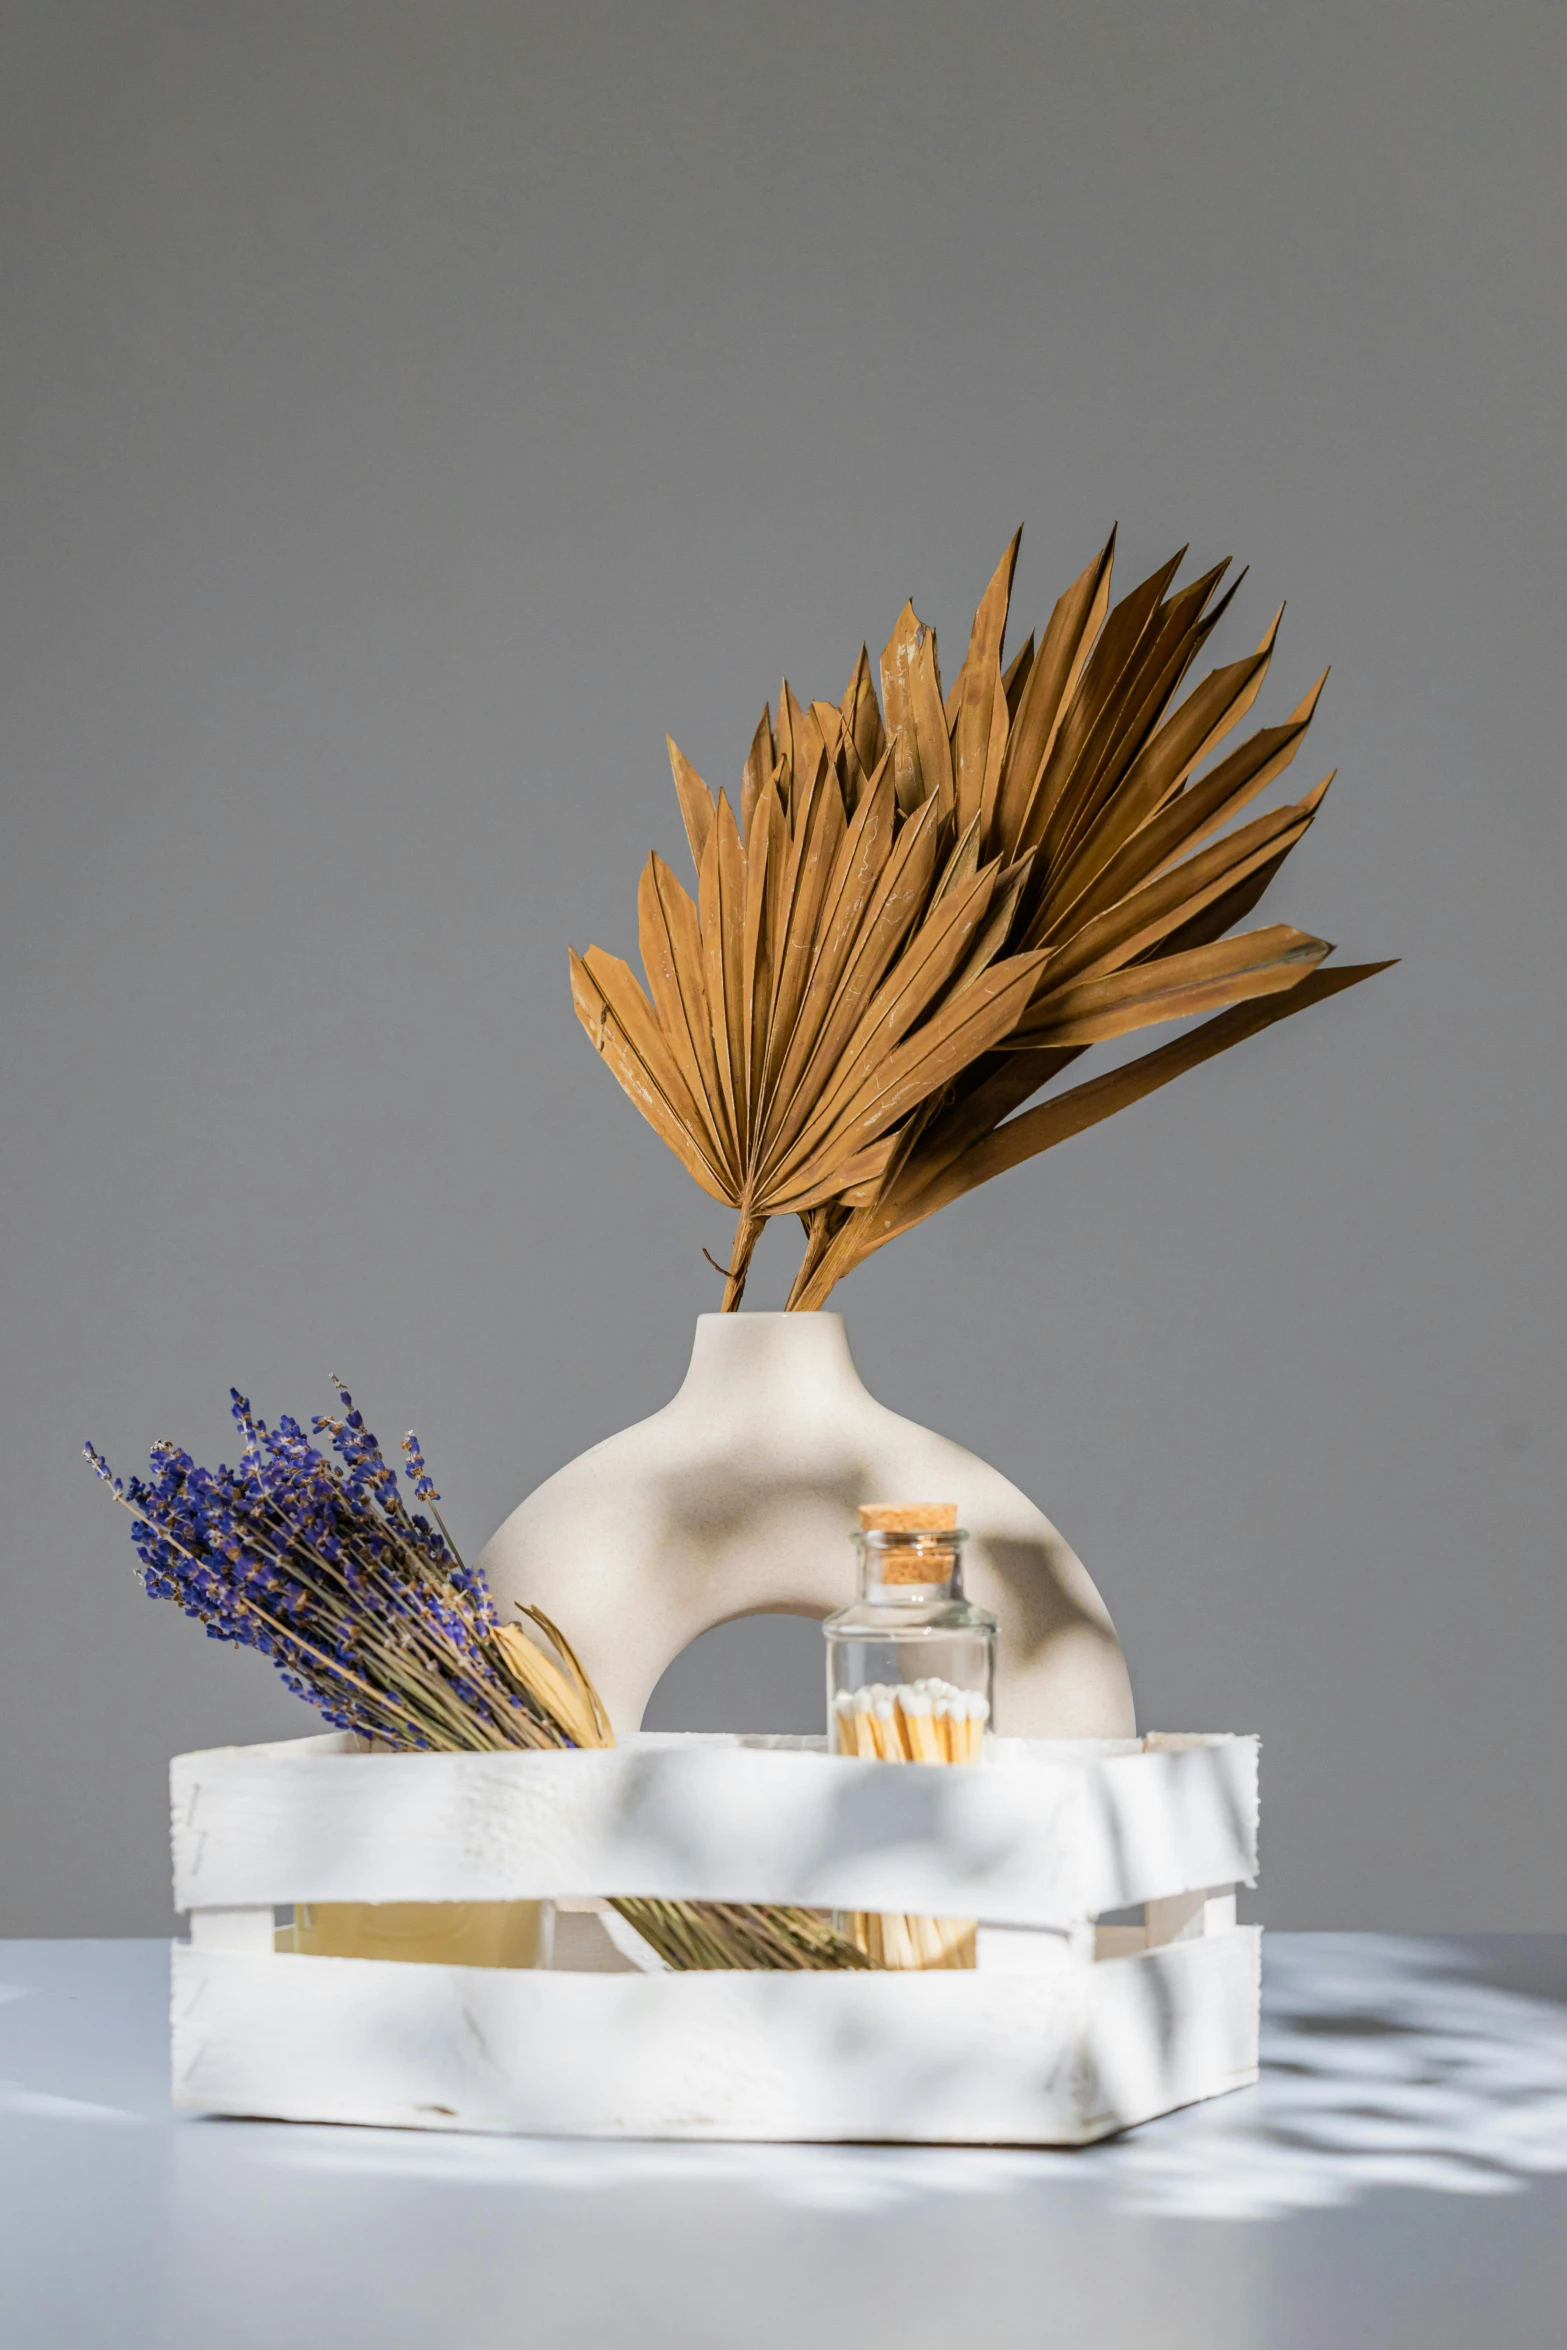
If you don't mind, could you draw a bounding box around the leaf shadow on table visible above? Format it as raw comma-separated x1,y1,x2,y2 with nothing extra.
1080,1932,1567,2218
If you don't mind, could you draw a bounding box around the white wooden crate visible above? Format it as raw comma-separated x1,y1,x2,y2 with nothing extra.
170,1729,1260,2145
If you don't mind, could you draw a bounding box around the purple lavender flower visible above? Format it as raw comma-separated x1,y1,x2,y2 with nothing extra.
85,1386,559,1751
87,1388,874,1972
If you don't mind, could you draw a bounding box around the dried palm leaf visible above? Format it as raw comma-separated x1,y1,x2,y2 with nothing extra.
570,526,1389,1308
792,962,1395,1302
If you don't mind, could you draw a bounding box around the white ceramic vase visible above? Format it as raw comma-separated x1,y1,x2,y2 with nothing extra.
478,1312,1135,1742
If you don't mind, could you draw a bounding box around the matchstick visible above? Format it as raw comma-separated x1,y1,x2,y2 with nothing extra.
832,1676,989,1967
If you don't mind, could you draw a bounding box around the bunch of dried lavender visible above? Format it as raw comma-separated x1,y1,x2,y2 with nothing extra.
86,1385,866,1973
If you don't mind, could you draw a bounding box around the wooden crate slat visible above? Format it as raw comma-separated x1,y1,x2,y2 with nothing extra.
171,1734,1258,1925
170,1929,1260,2145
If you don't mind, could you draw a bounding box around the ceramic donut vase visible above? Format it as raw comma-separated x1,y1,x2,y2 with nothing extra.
478,1311,1135,1742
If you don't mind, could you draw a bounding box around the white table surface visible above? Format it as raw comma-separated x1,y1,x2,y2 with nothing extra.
3,1934,1566,2348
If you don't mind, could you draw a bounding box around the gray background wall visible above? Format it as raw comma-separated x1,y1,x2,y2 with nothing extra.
1,0,1562,1935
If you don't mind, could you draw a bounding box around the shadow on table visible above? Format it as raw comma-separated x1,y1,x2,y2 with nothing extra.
1082,1932,1567,2217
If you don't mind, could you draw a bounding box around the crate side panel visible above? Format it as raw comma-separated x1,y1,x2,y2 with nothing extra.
1076,1742,1259,1914
171,1736,1256,1925
172,1744,1102,1923
1080,1928,1262,2136
171,1944,1118,2144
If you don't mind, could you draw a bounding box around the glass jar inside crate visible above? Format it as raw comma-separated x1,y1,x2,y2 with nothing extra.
824,1507,996,1765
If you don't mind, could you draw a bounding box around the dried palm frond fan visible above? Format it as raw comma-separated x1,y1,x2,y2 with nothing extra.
571,529,1388,1308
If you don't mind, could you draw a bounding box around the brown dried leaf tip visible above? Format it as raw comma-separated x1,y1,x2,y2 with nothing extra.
569,528,1391,1310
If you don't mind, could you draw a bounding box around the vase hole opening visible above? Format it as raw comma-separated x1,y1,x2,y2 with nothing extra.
639,1610,826,1737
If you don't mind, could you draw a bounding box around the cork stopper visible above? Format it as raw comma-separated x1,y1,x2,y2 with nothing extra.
857,1503,959,1533
857,1502,959,1585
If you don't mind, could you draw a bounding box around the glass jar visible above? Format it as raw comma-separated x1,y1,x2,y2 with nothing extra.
824,1511,996,1763
823,1507,996,1969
